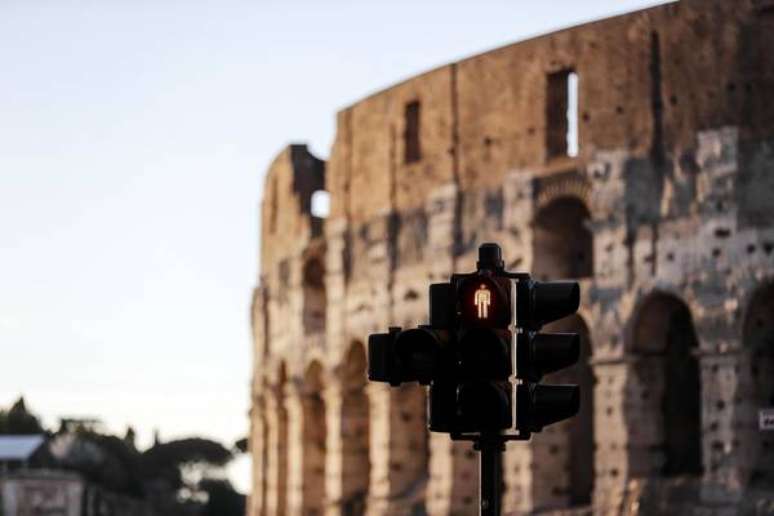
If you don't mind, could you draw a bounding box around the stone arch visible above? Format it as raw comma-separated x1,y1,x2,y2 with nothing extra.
534,314,595,509
532,196,593,280
340,341,370,515
741,282,774,487
301,360,327,515
628,292,702,477
303,257,327,336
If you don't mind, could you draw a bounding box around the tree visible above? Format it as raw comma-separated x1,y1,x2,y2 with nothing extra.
0,397,45,435
141,437,243,515
141,437,233,490
199,478,246,516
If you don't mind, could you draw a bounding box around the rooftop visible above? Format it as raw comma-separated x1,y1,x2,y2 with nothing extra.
0,435,45,461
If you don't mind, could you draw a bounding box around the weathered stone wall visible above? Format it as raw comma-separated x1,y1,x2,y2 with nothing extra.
249,1,774,514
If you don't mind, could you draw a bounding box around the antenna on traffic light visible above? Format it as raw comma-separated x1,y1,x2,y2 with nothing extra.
367,243,582,516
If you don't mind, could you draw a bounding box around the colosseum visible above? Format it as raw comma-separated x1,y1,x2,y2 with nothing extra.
248,0,774,514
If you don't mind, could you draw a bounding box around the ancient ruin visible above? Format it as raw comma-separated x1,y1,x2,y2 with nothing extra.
248,0,774,513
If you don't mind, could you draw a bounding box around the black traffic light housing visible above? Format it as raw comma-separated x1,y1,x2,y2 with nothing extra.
367,242,582,438
449,267,513,433
514,279,582,433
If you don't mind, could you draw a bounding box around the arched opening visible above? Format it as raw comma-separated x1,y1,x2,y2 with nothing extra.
340,342,370,515
742,283,774,487
301,361,327,515
532,196,593,280
303,257,326,336
632,293,702,476
539,314,595,508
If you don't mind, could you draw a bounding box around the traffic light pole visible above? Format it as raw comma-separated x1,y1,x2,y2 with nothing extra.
453,427,530,515
476,434,504,516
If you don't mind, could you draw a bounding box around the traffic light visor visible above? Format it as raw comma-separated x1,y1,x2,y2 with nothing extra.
528,281,580,326
516,332,580,381
516,383,580,432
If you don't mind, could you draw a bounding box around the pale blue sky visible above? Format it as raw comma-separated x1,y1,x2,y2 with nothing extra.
0,0,671,492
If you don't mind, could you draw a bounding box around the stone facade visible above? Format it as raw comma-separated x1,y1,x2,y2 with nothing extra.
248,1,774,514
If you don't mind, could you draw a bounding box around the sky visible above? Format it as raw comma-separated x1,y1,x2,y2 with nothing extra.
0,0,672,493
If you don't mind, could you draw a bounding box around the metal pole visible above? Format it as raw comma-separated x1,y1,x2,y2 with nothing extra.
478,435,503,516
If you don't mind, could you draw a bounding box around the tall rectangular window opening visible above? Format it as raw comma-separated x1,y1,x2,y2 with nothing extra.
546,70,579,158
567,72,579,157
405,100,421,164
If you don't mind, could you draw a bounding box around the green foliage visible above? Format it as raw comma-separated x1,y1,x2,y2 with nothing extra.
143,437,233,469
0,397,45,435
199,478,246,516
70,431,145,498
141,437,233,490
234,437,248,453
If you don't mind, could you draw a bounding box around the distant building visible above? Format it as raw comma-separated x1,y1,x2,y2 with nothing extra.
1,469,84,516
249,0,774,514
0,435,149,516
0,435,46,473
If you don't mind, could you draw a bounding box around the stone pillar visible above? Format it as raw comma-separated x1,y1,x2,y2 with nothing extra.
502,442,533,513
302,380,328,516
448,441,478,515
591,360,630,511
285,384,305,516
249,395,267,516
324,382,346,516
426,184,457,279
266,386,289,516
366,383,428,515
700,350,743,494
502,171,535,272
694,308,747,498
426,434,452,516
325,218,348,361
529,421,572,511
366,382,391,516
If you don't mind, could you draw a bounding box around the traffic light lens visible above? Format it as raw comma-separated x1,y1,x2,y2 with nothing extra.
459,327,511,379
457,381,512,431
458,276,510,326
395,328,441,384
474,284,492,319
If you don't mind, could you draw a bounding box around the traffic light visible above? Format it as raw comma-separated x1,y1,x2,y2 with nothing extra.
367,242,582,438
368,283,452,387
514,279,581,432
366,242,583,516
450,244,513,432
